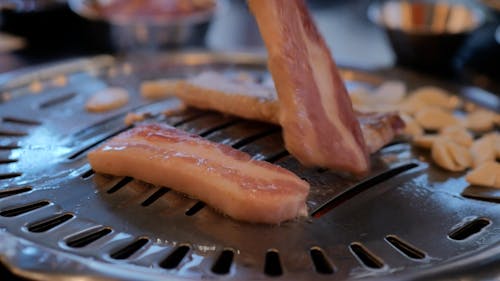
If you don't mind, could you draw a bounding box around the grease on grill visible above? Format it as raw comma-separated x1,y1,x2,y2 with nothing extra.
448,218,491,241
0,201,50,217
66,227,113,248
111,238,149,260
385,235,426,260
28,213,74,233
349,242,385,269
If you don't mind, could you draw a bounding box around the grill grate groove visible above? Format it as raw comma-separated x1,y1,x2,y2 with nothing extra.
0,158,18,164
107,177,133,194
385,235,426,260
0,186,32,198
0,173,22,180
68,126,133,160
110,238,149,260
211,249,235,275
0,130,28,137
2,117,41,126
66,228,113,248
264,249,283,277
141,187,170,207
39,93,77,109
448,218,491,241
28,213,74,233
349,243,385,269
310,247,334,274
160,245,191,269
0,201,50,217
185,202,205,216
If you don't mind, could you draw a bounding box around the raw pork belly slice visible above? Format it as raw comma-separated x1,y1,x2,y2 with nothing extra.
248,0,370,175
88,124,310,224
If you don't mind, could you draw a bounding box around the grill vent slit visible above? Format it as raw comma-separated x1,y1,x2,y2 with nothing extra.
81,169,95,179
0,130,27,137
171,113,210,127
0,187,32,198
310,247,334,274
111,238,149,260
231,128,281,149
0,144,20,150
211,249,234,275
68,126,132,160
0,173,22,180
66,228,113,248
39,92,76,109
349,243,385,269
448,218,491,241
28,213,74,232
160,245,191,269
107,177,133,194
2,117,41,126
199,120,241,137
141,187,170,206
185,202,205,216
264,249,283,277
0,201,50,217
311,162,419,217
265,151,290,163
385,235,426,260
0,158,17,164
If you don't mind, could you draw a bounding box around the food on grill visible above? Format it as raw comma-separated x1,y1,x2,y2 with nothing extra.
432,138,471,172
414,107,461,130
88,124,310,224
466,162,500,189
86,87,129,113
174,71,279,123
440,126,474,147
29,80,43,93
150,72,403,154
51,75,67,87
401,86,462,114
465,110,497,132
141,79,181,100
248,0,370,175
470,133,498,168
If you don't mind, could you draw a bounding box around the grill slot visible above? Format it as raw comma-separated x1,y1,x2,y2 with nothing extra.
311,162,419,217
0,158,17,164
0,172,22,180
0,130,27,137
448,218,491,241
309,247,334,274
160,245,191,269
0,187,32,198
384,235,426,260
28,213,74,233
185,201,205,216
0,144,20,150
80,169,95,179
68,126,132,160
2,117,41,126
170,112,209,127
66,227,113,248
39,92,77,109
232,128,281,149
176,114,239,136
211,249,234,275
141,187,170,207
349,243,385,269
107,177,133,194
0,201,50,217
111,238,149,260
264,249,283,277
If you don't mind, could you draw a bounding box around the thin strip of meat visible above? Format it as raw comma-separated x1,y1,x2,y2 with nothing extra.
248,0,370,175
88,124,310,224
169,71,404,154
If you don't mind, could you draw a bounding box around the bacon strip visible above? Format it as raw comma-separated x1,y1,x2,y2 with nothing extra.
169,71,403,154
248,0,370,174
88,124,310,224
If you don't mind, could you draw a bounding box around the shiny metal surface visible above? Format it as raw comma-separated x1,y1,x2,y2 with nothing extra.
0,52,498,280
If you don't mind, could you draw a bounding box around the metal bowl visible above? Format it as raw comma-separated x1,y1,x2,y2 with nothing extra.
68,0,217,51
368,0,486,72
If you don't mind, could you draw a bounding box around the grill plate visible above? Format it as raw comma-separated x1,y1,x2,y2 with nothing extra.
0,52,498,280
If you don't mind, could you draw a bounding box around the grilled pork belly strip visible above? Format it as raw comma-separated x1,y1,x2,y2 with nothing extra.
168,72,405,154
249,0,369,175
88,124,310,224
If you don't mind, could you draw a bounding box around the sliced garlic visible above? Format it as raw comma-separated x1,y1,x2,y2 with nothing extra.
413,135,439,149
466,162,500,188
432,138,471,171
406,86,461,110
124,113,146,126
470,134,497,168
440,126,473,147
465,110,496,132
86,87,129,113
371,80,407,104
415,107,461,130
141,79,179,100
401,114,423,138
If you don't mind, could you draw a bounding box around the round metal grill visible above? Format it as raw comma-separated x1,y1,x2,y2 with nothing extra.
0,52,498,281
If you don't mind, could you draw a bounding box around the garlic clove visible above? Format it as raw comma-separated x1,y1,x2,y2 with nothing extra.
415,107,461,130
466,161,500,188
465,110,496,132
440,126,473,147
407,86,462,110
432,138,471,171
470,134,497,168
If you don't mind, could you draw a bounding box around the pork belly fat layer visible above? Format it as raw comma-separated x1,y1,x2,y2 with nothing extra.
88,124,310,224
249,0,370,175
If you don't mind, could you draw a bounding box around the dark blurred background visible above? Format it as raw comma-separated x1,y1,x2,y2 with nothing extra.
0,0,499,94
